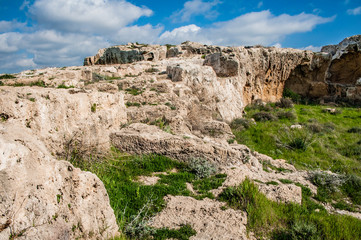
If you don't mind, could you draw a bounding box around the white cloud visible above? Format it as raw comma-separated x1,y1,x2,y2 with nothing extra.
171,0,221,22
301,45,322,52
0,33,22,53
257,1,263,8
160,11,334,46
111,24,163,44
20,0,30,10
16,58,36,68
29,0,153,34
159,24,207,44
0,20,26,32
347,6,361,15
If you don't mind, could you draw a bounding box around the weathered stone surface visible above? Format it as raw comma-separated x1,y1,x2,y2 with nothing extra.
286,35,361,103
0,86,126,239
150,196,253,240
84,44,167,65
204,52,240,77
0,124,119,240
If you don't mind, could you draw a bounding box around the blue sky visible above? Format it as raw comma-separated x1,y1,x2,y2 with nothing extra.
0,0,360,73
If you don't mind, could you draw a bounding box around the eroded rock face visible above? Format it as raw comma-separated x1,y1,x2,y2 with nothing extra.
84,44,167,65
285,35,361,103
0,124,119,240
150,196,253,240
0,87,126,239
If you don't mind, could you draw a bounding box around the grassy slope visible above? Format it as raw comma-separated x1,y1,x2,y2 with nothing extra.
70,149,224,239
233,104,361,176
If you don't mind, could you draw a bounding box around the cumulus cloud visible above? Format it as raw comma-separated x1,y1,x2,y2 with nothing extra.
171,0,221,22
347,6,361,15
160,10,334,46
29,0,153,34
0,20,26,33
301,45,322,52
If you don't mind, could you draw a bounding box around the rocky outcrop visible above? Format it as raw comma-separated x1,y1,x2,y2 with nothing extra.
0,118,119,240
285,35,361,103
150,196,253,240
84,43,167,65
0,87,126,239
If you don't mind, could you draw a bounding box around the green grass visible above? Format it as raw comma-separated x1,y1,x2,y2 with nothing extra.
0,74,16,79
219,178,361,240
57,84,74,89
232,103,361,177
125,87,144,96
70,148,222,239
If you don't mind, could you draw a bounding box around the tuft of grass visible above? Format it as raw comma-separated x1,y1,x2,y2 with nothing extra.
145,68,160,73
91,103,97,113
125,87,144,96
219,178,361,239
126,102,141,108
57,84,74,89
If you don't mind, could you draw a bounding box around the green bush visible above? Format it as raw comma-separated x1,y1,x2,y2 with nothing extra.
283,88,301,103
0,74,16,79
277,111,296,120
348,127,361,133
188,158,217,179
276,98,294,108
230,118,254,130
253,111,277,122
276,128,314,151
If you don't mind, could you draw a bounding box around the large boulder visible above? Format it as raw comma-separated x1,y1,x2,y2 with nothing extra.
0,86,127,239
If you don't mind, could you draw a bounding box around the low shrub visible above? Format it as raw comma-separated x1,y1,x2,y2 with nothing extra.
253,111,277,122
0,74,16,79
277,111,296,120
188,158,217,179
307,122,323,133
276,128,314,151
283,88,301,103
230,118,254,130
276,98,294,108
347,127,361,133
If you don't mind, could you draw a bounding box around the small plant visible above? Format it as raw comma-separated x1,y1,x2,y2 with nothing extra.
253,111,277,122
276,128,314,151
279,179,293,184
125,87,143,96
0,74,16,79
0,80,3,86
230,118,254,130
57,84,74,89
276,98,294,108
266,181,279,185
289,220,320,240
347,127,361,133
0,113,9,122
29,98,36,102
283,88,301,103
30,80,46,87
187,158,217,179
277,111,296,120
227,138,235,144
145,68,160,73
91,103,97,113
56,194,62,204
126,102,141,107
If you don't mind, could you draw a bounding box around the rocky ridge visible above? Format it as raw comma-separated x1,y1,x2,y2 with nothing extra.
1,35,361,239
